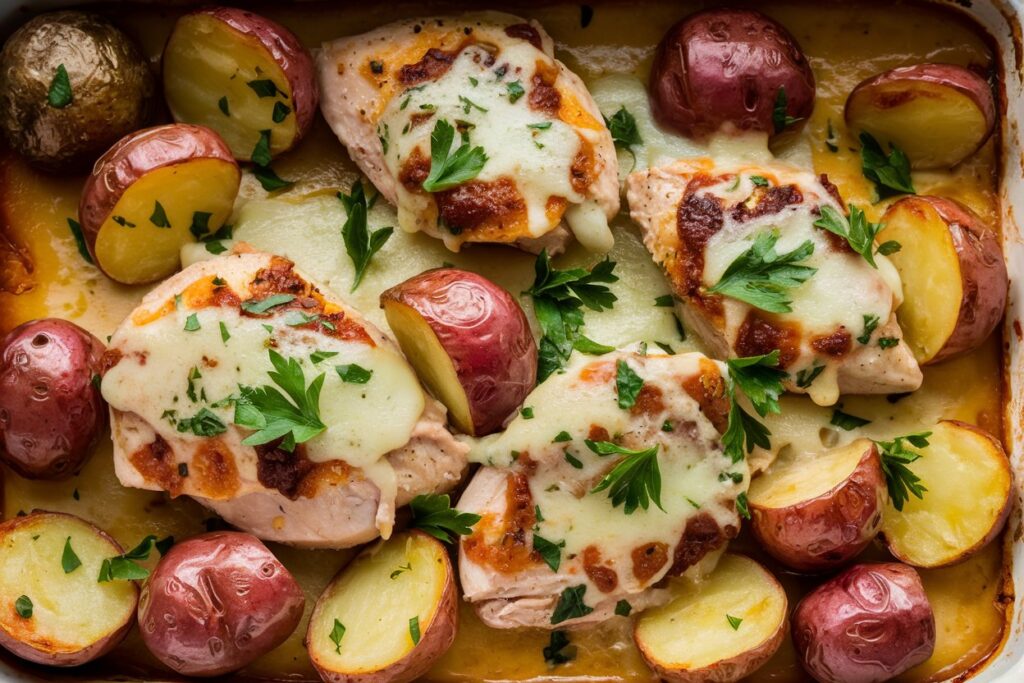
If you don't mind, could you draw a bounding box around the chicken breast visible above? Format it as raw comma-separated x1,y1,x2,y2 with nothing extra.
317,11,619,254
626,158,922,406
101,250,467,548
458,350,745,629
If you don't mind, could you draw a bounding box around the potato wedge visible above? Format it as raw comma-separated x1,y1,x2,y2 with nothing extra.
880,420,1012,568
748,439,885,572
879,195,1007,365
0,511,138,666
845,63,995,169
78,123,240,285
164,7,317,161
633,554,786,683
306,531,457,683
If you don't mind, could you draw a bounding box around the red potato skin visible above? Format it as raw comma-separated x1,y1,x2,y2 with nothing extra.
751,445,885,573
137,531,305,677
381,268,537,436
0,319,106,479
649,8,815,139
189,6,319,149
792,563,935,683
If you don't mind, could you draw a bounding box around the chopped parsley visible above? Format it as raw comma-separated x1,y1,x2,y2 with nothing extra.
246,79,280,98
604,106,642,167
875,432,931,511
271,102,291,123
409,493,481,543
573,337,615,355
706,230,816,313
177,408,227,437
796,363,825,389
772,86,801,133
825,119,839,153
421,119,488,192
339,181,393,291
532,534,565,571
329,619,345,654
551,585,593,625
253,165,294,192
14,595,32,618
458,95,488,114
614,599,632,617
506,80,525,103
97,535,173,582
858,314,880,344
586,441,663,514
408,616,421,645
830,407,871,431
553,431,573,443
241,293,295,314
47,64,72,108
879,337,899,349
563,451,583,469
722,352,783,463
150,201,171,228
183,313,201,332
615,359,644,410
736,491,750,519
66,218,94,265
220,321,230,343
814,204,886,268
112,215,136,228
390,563,412,579
62,537,81,574
860,132,915,197
232,350,326,451
218,96,230,116
336,364,372,384
750,175,770,187
251,129,273,167
654,294,674,307
310,350,339,365
521,406,534,419
877,240,902,256
544,630,576,666
726,614,743,630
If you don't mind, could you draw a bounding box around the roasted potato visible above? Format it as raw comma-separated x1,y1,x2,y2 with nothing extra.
381,269,537,436
78,123,241,285
880,420,1012,568
0,11,154,172
137,531,304,677
748,439,885,572
0,318,107,480
634,555,787,683
845,63,996,169
649,8,815,139
163,7,318,162
306,531,457,683
0,511,138,666
879,195,1007,365
792,563,935,683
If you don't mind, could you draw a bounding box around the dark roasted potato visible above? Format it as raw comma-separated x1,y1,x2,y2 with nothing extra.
0,318,107,479
0,11,154,172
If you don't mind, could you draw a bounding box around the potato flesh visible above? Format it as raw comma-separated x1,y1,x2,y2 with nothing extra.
94,159,239,284
879,201,963,364
0,515,135,653
881,422,1011,567
748,439,869,508
847,81,989,168
635,555,785,670
164,14,297,160
309,533,446,673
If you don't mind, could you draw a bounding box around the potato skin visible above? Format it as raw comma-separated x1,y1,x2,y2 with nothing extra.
381,268,537,436
0,319,107,479
0,11,154,172
751,445,885,572
792,563,935,683
649,9,815,138
137,531,305,677
188,6,319,150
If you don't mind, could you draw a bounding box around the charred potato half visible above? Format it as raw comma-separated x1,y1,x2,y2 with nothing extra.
0,11,154,172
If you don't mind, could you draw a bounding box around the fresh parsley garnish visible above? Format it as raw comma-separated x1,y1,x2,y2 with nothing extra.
860,132,915,197
875,432,931,511
736,491,750,519
409,616,421,645
62,537,81,574
336,364,372,384
521,407,534,419
177,408,227,437
573,337,615,355
586,441,663,514
614,600,632,617
722,352,783,463
233,350,326,451
615,360,643,410
706,230,816,313
877,240,902,256
150,201,171,228
220,322,231,343
390,563,411,579
329,619,345,654
750,175,770,187
831,407,871,431
533,534,565,571
188,211,212,240
247,79,280,98
604,106,642,167
772,87,801,133
726,614,743,630
879,337,899,349
814,205,885,268
14,595,32,618
310,350,338,365
506,80,525,103
272,101,291,123
339,181,393,291
409,493,481,543
553,431,572,443
47,64,72,108
66,218,94,265
241,293,295,315
825,119,839,153
421,119,488,192
97,535,173,582
654,294,674,307
564,451,583,469
252,129,273,167
253,165,294,192
551,585,593,624
218,96,230,116
544,630,576,666
184,313,201,332
796,363,824,388
858,313,880,344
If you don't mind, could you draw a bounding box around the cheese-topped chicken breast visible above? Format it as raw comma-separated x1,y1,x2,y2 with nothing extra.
101,251,468,548
317,12,619,254
458,350,746,629
627,159,922,406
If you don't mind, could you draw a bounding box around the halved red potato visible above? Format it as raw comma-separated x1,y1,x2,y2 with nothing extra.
163,7,318,161
0,511,138,666
845,63,996,169
649,8,815,139
792,563,935,683
634,554,787,683
381,269,537,436
880,420,1012,568
879,195,1006,365
748,439,885,572
306,531,457,683
78,123,241,285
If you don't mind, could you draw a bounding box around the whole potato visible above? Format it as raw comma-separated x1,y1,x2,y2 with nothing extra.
650,8,815,138
137,531,305,677
0,11,155,172
0,318,107,479
792,563,935,683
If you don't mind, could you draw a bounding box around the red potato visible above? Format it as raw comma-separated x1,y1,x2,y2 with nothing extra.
879,195,1007,365
792,563,935,683
880,420,1012,568
845,63,996,169
0,512,138,667
163,7,318,162
748,439,885,572
381,268,537,436
78,123,241,285
137,531,305,677
649,8,815,139
0,319,106,479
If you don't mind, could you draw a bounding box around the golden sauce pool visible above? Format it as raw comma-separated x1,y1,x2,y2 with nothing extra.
0,1,1011,681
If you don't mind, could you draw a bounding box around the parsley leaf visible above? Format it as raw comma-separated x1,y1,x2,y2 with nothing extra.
47,64,72,108
614,600,632,617
390,563,411,579
150,201,171,228
875,432,931,511
722,353,781,463
831,407,871,431
14,595,32,618
253,165,294,192
218,96,230,116
409,616,421,645
877,240,902,256
726,614,743,630
97,534,172,582
272,101,291,123
858,313,880,344
814,204,886,268
586,441,663,514
551,585,593,624
336,364,372,384
252,129,273,167
506,80,525,103
532,534,565,571
736,491,751,519
410,493,481,543
339,181,393,291
310,350,338,365
247,79,280,98
604,106,642,154
795,364,824,388
177,408,227,437
184,313,201,332
878,336,899,349
772,87,801,133
62,537,81,574
860,132,915,197
241,293,295,315
232,350,326,452
421,119,488,192
544,630,576,666
329,619,345,654
615,360,643,410
706,230,817,313
66,218,94,265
